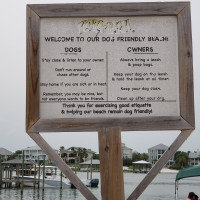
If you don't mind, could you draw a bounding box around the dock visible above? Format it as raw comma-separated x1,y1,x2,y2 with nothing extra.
1,178,40,188
0,156,42,190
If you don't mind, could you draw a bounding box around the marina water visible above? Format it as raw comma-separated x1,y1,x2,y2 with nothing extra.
0,172,199,200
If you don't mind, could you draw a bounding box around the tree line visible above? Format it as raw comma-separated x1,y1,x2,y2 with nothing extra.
123,151,149,167
4,148,195,170
122,150,193,170
169,151,190,170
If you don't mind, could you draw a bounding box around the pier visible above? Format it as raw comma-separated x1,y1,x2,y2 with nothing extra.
0,155,96,191
0,157,35,189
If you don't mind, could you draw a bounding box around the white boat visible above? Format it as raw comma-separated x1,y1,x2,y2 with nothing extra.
13,165,70,188
14,175,99,188
13,166,99,188
14,174,71,188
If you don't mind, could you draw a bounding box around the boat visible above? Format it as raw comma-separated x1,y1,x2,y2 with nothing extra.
174,166,200,200
15,175,99,188
13,165,99,188
71,178,99,188
89,178,99,187
14,174,71,188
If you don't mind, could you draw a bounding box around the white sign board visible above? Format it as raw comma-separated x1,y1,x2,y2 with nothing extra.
39,16,179,119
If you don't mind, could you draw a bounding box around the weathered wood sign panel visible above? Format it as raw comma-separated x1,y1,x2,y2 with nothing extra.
40,16,179,119
26,2,194,132
26,3,195,200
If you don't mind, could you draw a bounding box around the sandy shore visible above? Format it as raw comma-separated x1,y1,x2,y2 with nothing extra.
160,168,178,173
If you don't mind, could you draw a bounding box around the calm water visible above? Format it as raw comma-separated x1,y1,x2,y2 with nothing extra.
0,172,200,200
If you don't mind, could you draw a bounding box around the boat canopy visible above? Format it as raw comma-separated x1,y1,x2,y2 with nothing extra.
132,160,151,165
175,166,200,181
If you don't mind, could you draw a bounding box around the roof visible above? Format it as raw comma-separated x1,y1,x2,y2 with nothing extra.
148,144,168,150
122,146,132,150
132,160,151,165
2,158,34,165
62,147,95,154
189,152,200,159
0,148,12,156
176,166,200,181
22,146,42,151
80,159,100,165
121,143,132,150
22,146,58,151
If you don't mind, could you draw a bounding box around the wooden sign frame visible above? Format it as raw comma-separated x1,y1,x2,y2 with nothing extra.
26,2,195,200
26,2,194,133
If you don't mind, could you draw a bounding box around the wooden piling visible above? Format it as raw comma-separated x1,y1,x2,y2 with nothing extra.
98,127,125,200
6,169,10,188
60,171,62,189
9,167,12,188
21,150,24,193
2,166,4,188
90,157,93,180
29,166,31,176
38,157,40,189
5,169,8,188
75,158,77,174
16,164,19,187
42,155,45,191
87,167,89,180
34,163,36,188
1,167,3,179
0,157,2,188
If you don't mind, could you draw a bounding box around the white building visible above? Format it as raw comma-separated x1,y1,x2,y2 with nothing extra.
148,144,174,167
21,146,58,163
0,148,12,161
61,147,95,163
121,143,132,159
189,150,200,166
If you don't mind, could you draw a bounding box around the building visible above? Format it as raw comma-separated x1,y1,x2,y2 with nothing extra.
0,148,12,161
80,159,100,171
21,146,58,163
148,144,174,167
61,147,95,164
132,160,152,173
189,150,200,166
121,143,132,159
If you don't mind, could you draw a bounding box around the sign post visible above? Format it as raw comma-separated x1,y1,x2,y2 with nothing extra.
99,127,125,200
26,2,194,199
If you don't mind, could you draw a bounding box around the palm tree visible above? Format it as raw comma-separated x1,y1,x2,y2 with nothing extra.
176,152,189,168
77,148,82,164
140,153,149,161
152,158,158,165
59,146,65,153
81,148,88,162
71,147,78,163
